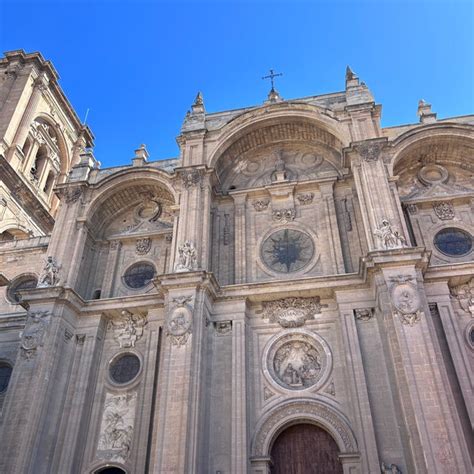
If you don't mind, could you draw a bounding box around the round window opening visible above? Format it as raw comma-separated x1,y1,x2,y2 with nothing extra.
109,353,141,385
7,276,38,304
261,229,314,273
0,362,13,393
434,228,472,257
123,262,155,289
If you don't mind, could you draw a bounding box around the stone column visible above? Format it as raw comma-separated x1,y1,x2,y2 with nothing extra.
335,296,380,473
101,241,122,297
150,272,215,473
369,250,472,473
232,193,247,284
350,140,407,251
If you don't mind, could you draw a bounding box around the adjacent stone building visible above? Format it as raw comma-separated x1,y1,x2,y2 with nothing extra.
0,50,473,473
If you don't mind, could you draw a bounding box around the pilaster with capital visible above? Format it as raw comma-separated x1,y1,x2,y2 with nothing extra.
368,251,472,473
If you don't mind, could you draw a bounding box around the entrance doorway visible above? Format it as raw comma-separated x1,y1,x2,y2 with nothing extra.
270,423,343,474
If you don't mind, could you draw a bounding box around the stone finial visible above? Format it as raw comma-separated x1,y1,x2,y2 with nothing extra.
132,144,149,166
345,65,359,87
192,91,205,113
267,88,283,103
417,99,437,123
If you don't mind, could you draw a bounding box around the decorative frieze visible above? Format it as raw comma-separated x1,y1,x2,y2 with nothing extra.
272,208,296,223
175,241,197,272
374,219,407,250
433,201,455,220
20,310,51,359
389,275,423,326
450,278,474,317
261,297,327,328
296,193,314,205
108,310,147,348
37,256,61,287
253,199,270,211
135,237,151,255
97,391,137,463
354,308,374,321
166,296,193,346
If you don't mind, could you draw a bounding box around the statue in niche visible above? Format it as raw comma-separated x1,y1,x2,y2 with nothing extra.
374,219,407,250
37,256,61,287
175,241,197,272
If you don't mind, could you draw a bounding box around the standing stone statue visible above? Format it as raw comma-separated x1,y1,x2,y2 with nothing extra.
374,219,407,250
175,241,197,272
37,256,61,287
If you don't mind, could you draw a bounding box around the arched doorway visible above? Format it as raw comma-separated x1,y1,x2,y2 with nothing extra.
270,423,343,474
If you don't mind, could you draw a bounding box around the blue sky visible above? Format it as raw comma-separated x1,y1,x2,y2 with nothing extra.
1,0,473,168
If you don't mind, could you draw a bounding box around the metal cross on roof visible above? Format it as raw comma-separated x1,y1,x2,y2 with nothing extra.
262,69,283,90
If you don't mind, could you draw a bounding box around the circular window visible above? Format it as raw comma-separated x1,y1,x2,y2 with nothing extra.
109,353,141,385
123,262,155,289
261,229,314,273
7,275,38,304
0,362,13,393
434,228,472,257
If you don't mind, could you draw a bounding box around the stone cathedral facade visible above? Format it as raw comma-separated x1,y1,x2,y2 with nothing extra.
0,50,473,474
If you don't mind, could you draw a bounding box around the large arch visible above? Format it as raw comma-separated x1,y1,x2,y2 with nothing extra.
251,398,359,464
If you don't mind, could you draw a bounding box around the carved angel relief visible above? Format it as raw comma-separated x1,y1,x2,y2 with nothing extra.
37,256,61,287
450,278,474,318
389,275,423,326
108,310,147,348
262,297,327,328
20,310,51,359
175,241,197,272
373,219,407,250
97,391,137,463
166,296,193,346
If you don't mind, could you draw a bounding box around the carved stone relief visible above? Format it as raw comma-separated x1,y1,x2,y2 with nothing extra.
356,141,383,162
37,256,61,287
450,278,474,318
166,296,193,346
354,308,374,322
264,330,332,392
272,208,296,223
324,380,336,397
261,297,327,328
374,219,407,250
381,462,402,473
181,169,203,188
433,201,455,220
97,391,137,463
60,187,82,204
253,199,270,211
263,386,275,401
108,310,147,348
20,310,51,359
296,193,314,205
135,237,151,255
214,321,232,336
175,241,197,272
390,275,423,326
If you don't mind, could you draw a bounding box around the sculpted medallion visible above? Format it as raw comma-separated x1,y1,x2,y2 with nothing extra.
390,275,423,326
264,330,331,391
166,296,193,346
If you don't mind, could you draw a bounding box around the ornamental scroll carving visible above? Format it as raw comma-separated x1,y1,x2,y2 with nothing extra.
450,278,474,318
272,208,296,223
251,399,357,456
166,296,193,346
262,297,327,328
296,193,314,205
97,391,137,463
389,275,423,326
107,310,147,348
433,201,455,220
20,310,51,359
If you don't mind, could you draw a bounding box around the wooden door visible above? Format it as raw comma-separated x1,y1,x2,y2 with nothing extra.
270,423,343,474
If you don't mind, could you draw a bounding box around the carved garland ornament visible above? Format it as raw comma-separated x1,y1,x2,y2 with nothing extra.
354,308,374,322
252,399,357,456
389,275,423,326
433,201,455,220
20,310,51,359
272,208,296,223
296,193,314,205
261,297,327,328
166,296,193,346
253,199,270,212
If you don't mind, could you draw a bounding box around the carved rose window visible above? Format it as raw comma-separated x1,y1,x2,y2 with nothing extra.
123,262,155,289
434,228,472,257
109,353,140,384
261,229,314,273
